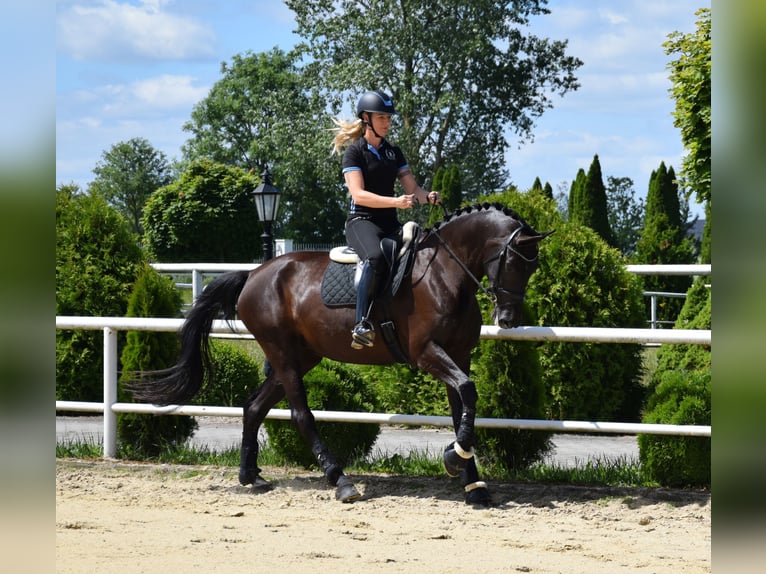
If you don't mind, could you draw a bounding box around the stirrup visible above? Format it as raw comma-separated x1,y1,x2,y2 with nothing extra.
351,321,375,349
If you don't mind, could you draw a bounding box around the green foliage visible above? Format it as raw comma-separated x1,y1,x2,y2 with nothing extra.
472,302,552,470
264,360,381,469
141,159,262,262
570,155,614,247
664,8,711,206
606,176,644,257
287,0,582,198
638,369,711,487
490,187,645,421
88,137,172,235
364,363,449,417
56,186,144,402
193,341,261,408
117,264,196,458
181,49,347,243
634,162,696,325
651,278,711,386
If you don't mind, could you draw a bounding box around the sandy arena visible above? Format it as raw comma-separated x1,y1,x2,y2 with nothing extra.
56,459,710,573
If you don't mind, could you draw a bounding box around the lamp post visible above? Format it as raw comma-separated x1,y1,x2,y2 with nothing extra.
252,166,281,262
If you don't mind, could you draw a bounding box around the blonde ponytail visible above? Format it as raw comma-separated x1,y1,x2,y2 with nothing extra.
331,118,365,155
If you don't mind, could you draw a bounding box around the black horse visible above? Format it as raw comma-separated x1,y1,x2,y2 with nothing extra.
129,203,552,505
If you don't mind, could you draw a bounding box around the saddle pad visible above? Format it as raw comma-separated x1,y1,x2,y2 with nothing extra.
320,261,357,307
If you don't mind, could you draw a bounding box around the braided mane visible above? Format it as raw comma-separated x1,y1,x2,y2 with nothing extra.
430,202,531,232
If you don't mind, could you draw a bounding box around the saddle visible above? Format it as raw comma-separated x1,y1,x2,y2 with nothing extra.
320,221,420,363
321,221,420,307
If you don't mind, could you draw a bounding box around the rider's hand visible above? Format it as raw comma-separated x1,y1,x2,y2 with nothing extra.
427,191,441,205
396,194,416,209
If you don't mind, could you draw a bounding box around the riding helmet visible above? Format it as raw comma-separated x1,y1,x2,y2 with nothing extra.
356,90,397,118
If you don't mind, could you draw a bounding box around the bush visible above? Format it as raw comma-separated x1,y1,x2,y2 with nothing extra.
118,264,197,457
193,340,262,407
56,186,144,402
472,301,552,470
651,278,711,386
483,189,646,421
638,369,710,487
265,360,380,469
364,363,449,416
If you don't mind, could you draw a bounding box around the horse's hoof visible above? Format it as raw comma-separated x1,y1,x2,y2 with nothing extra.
335,475,361,503
464,482,491,507
443,442,473,477
239,467,261,486
250,476,273,492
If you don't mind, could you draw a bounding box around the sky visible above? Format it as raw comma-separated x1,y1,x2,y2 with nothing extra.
56,0,710,219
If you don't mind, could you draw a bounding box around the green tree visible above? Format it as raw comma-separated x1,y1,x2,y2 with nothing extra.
142,159,263,263
287,0,582,197
181,49,347,243
634,162,696,325
664,8,711,263
56,185,144,402
89,138,172,235
542,181,554,200
570,155,613,246
486,188,645,421
567,168,586,221
118,265,196,457
664,7,711,207
606,176,645,257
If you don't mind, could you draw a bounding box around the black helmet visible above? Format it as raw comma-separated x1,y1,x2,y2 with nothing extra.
356,90,396,118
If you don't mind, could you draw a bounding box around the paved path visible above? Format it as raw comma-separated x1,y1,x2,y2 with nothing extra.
56,415,639,468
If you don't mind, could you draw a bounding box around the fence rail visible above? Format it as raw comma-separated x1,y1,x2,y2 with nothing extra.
56,315,712,458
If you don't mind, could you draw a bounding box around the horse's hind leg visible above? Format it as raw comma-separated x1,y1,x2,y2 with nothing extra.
239,375,284,487
279,368,361,503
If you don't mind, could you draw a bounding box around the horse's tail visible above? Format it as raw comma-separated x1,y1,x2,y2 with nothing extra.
126,270,251,406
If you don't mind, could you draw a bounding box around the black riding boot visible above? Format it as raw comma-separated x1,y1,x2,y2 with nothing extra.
351,260,379,349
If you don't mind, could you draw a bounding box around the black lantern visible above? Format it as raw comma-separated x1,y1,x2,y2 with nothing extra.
252,167,281,261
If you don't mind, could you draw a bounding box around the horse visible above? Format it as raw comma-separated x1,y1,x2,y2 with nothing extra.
128,202,552,505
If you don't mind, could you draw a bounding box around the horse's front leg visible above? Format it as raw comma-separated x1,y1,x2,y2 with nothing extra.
444,385,490,506
239,373,283,488
416,343,490,506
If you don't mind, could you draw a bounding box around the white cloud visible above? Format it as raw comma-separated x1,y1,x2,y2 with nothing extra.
57,0,216,61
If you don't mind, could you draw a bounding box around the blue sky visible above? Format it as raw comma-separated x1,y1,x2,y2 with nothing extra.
56,0,709,218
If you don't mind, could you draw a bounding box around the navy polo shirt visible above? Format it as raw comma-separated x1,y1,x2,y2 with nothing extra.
342,136,408,226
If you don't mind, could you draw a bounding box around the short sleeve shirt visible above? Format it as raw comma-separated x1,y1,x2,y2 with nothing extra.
342,137,408,227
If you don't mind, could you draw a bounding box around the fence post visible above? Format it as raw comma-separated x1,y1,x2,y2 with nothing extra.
192,269,203,304
650,294,657,329
103,327,118,458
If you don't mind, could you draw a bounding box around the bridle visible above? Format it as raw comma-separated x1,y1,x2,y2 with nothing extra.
431,222,538,305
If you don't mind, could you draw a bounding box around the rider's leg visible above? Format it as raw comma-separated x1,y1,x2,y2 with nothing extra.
351,259,381,349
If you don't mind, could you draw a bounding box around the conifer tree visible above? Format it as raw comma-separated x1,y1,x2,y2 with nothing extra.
567,168,586,222
582,155,614,246
542,181,554,200
634,162,695,326
531,177,543,191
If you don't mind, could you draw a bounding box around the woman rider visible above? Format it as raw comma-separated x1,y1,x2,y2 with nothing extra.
332,90,440,349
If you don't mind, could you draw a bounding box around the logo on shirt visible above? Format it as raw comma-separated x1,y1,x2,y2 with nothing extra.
385,148,396,161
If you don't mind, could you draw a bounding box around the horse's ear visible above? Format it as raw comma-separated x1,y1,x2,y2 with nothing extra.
517,229,555,245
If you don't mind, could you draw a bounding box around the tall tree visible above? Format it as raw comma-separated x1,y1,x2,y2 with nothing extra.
634,163,696,326
664,7,711,263
287,0,582,198
89,137,172,235
569,156,613,246
605,176,644,257
181,49,347,243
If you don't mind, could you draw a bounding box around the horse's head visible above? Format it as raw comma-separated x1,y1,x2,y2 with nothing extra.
484,224,554,328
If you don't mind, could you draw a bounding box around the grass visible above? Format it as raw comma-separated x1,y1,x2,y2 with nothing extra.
56,438,658,488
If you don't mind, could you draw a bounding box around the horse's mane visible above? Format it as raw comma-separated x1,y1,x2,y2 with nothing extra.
430,202,532,232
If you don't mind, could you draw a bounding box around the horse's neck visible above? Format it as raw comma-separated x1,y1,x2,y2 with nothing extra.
437,214,507,272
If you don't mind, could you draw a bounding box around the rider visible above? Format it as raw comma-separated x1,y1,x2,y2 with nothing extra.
332,90,440,349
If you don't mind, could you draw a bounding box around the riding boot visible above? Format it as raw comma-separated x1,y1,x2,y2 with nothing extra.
351,260,379,349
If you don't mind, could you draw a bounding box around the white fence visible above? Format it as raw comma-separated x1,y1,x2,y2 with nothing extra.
56,312,712,458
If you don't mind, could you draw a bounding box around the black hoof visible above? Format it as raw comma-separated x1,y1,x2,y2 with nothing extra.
335,475,361,503
250,476,273,492
239,467,262,486
443,442,470,477
465,486,491,507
